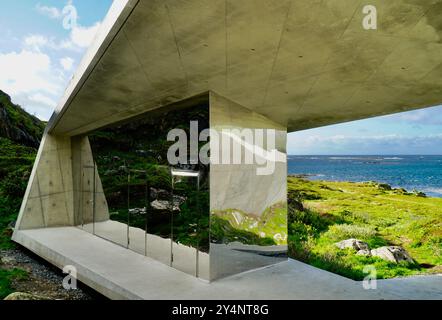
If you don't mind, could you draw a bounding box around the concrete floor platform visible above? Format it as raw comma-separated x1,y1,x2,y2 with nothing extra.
13,227,441,300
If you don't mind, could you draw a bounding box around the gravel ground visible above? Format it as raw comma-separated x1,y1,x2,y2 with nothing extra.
1,247,105,300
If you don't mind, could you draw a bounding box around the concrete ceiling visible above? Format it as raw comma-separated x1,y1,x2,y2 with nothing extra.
49,0,442,136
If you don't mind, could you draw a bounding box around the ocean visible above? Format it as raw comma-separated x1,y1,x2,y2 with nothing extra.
288,155,442,198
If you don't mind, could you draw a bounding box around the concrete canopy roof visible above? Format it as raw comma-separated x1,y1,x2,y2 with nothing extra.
48,0,442,136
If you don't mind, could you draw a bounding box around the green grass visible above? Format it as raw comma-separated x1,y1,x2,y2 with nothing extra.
288,177,442,280
0,268,28,299
0,138,37,250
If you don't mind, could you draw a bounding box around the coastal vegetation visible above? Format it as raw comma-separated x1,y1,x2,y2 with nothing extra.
288,177,442,280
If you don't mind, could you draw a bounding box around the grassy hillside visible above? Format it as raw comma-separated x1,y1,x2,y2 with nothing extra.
0,90,44,248
0,138,38,249
0,91,45,148
0,91,44,298
288,177,442,280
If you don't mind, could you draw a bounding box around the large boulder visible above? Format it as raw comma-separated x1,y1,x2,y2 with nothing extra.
371,246,414,263
335,239,369,251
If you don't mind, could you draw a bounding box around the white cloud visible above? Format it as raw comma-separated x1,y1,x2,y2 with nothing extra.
292,133,442,146
70,23,101,48
60,57,74,71
0,50,60,95
24,35,49,51
36,1,102,51
29,93,57,108
288,132,442,155
0,50,65,120
24,23,102,52
385,106,442,125
3,5,104,120
36,4,62,19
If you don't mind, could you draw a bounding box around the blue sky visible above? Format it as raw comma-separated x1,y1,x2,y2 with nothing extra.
0,0,112,120
0,1,441,155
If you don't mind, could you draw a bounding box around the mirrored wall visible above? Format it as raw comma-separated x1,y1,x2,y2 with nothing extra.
75,102,210,280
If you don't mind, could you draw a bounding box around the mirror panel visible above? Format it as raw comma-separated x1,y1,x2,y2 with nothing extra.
146,166,173,266
83,102,209,279
128,170,148,255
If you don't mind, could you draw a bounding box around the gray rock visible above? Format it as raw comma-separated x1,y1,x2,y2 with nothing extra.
104,169,117,176
7,220,16,230
371,246,414,263
356,249,371,256
1,256,16,265
151,200,169,211
150,187,170,199
151,199,182,211
412,190,427,198
335,239,369,251
4,292,51,300
129,207,146,215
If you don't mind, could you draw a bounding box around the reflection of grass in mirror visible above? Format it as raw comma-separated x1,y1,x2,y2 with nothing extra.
210,215,276,246
173,190,210,252
211,202,287,246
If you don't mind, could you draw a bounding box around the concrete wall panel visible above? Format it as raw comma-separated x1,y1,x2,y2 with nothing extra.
15,134,74,230
15,134,109,231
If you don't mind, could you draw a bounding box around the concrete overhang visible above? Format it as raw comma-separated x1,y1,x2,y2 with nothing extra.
48,0,442,136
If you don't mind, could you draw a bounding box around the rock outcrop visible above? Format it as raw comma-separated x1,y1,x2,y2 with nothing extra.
0,90,45,148
335,239,369,251
371,246,414,264
335,239,415,264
